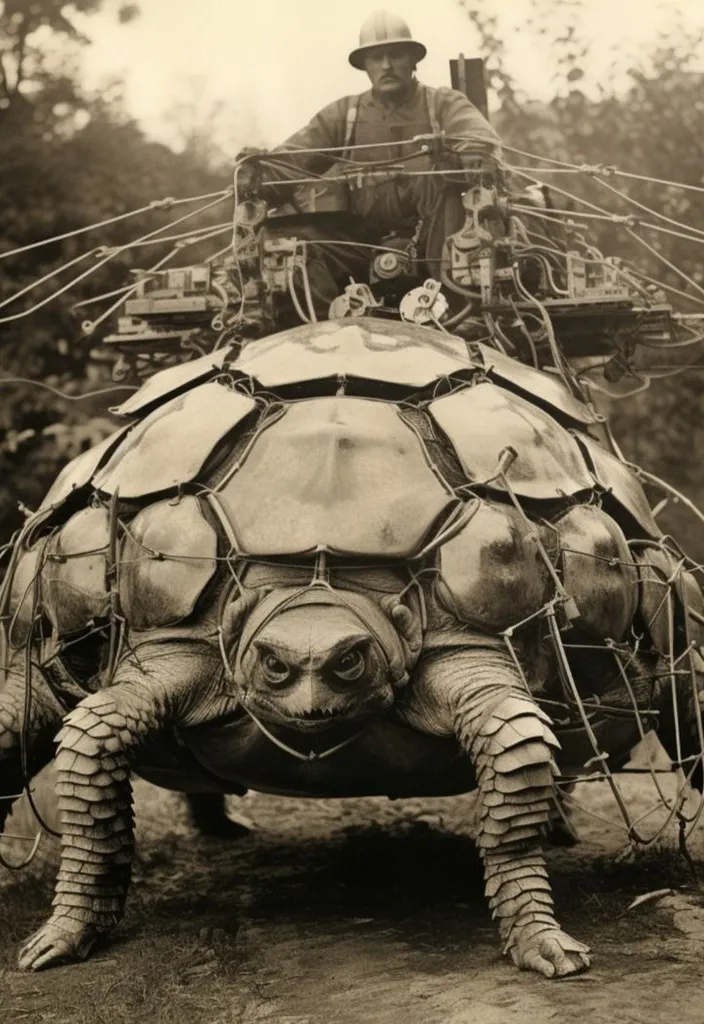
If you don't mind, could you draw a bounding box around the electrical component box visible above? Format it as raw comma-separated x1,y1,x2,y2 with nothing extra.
125,266,212,316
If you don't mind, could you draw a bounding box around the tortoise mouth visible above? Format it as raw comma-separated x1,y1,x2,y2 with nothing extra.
243,693,389,732
283,714,350,733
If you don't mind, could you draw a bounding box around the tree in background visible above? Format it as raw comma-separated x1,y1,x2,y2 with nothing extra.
3,1,704,552
0,1,139,129
0,1,225,541
163,75,267,167
460,0,704,554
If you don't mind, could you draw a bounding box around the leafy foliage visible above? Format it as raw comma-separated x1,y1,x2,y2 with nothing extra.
3,0,704,557
461,0,704,555
0,1,224,541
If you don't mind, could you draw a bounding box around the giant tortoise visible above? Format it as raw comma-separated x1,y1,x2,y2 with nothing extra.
1,317,702,977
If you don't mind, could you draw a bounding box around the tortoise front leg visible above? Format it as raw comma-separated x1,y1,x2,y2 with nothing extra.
18,639,226,971
459,689,590,976
18,686,142,970
405,648,590,978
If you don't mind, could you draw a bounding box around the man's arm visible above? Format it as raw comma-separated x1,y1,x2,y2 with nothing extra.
235,97,349,202
274,96,350,176
434,86,502,160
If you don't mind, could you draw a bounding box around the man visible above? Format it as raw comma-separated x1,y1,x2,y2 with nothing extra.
239,11,502,308
275,9,501,237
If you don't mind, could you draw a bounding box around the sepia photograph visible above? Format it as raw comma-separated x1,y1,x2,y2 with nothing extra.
2,1,704,1021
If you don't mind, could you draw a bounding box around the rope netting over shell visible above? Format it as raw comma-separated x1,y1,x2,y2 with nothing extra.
2,497,704,868
2,139,704,869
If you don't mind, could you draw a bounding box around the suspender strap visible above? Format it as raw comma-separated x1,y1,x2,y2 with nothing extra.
344,87,439,152
425,85,442,136
343,99,359,154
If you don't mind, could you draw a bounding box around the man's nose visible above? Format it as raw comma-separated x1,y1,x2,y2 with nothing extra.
380,54,392,68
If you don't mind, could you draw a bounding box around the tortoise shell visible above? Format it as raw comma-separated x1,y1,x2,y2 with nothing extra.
8,318,664,652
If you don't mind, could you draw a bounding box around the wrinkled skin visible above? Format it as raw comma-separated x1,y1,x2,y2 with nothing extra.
5,590,595,979
237,604,394,728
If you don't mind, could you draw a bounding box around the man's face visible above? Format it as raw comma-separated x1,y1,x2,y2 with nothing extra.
363,45,416,96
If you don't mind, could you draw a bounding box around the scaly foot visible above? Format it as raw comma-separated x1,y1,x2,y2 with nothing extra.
18,916,102,971
509,927,591,978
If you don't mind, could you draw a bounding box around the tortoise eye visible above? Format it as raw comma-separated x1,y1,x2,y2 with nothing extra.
260,651,291,687
332,647,366,681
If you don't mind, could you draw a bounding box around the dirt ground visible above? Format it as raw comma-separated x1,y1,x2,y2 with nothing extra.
2,746,704,1024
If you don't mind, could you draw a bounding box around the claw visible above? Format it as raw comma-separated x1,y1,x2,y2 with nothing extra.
510,928,591,978
18,917,99,971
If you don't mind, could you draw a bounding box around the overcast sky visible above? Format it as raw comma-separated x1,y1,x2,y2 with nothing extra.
75,0,704,152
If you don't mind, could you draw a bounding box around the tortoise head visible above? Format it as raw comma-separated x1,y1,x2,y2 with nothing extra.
224,587,422,732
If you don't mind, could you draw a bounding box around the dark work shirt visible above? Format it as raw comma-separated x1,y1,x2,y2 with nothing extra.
276,80,501,231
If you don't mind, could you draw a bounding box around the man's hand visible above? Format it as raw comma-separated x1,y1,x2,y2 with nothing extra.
236,146,269,163
234,147,271,196
455,139,500,166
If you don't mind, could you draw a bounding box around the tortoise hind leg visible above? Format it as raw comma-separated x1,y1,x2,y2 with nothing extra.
0,665,64,834
654,658,704,795
185,792,251,839
633,551,704,793
545,784,579,847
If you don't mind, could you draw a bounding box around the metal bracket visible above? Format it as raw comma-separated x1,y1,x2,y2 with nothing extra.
399,279,449,326
328,282,381,319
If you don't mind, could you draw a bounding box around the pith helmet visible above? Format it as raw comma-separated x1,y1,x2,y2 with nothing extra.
348,10,427,70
